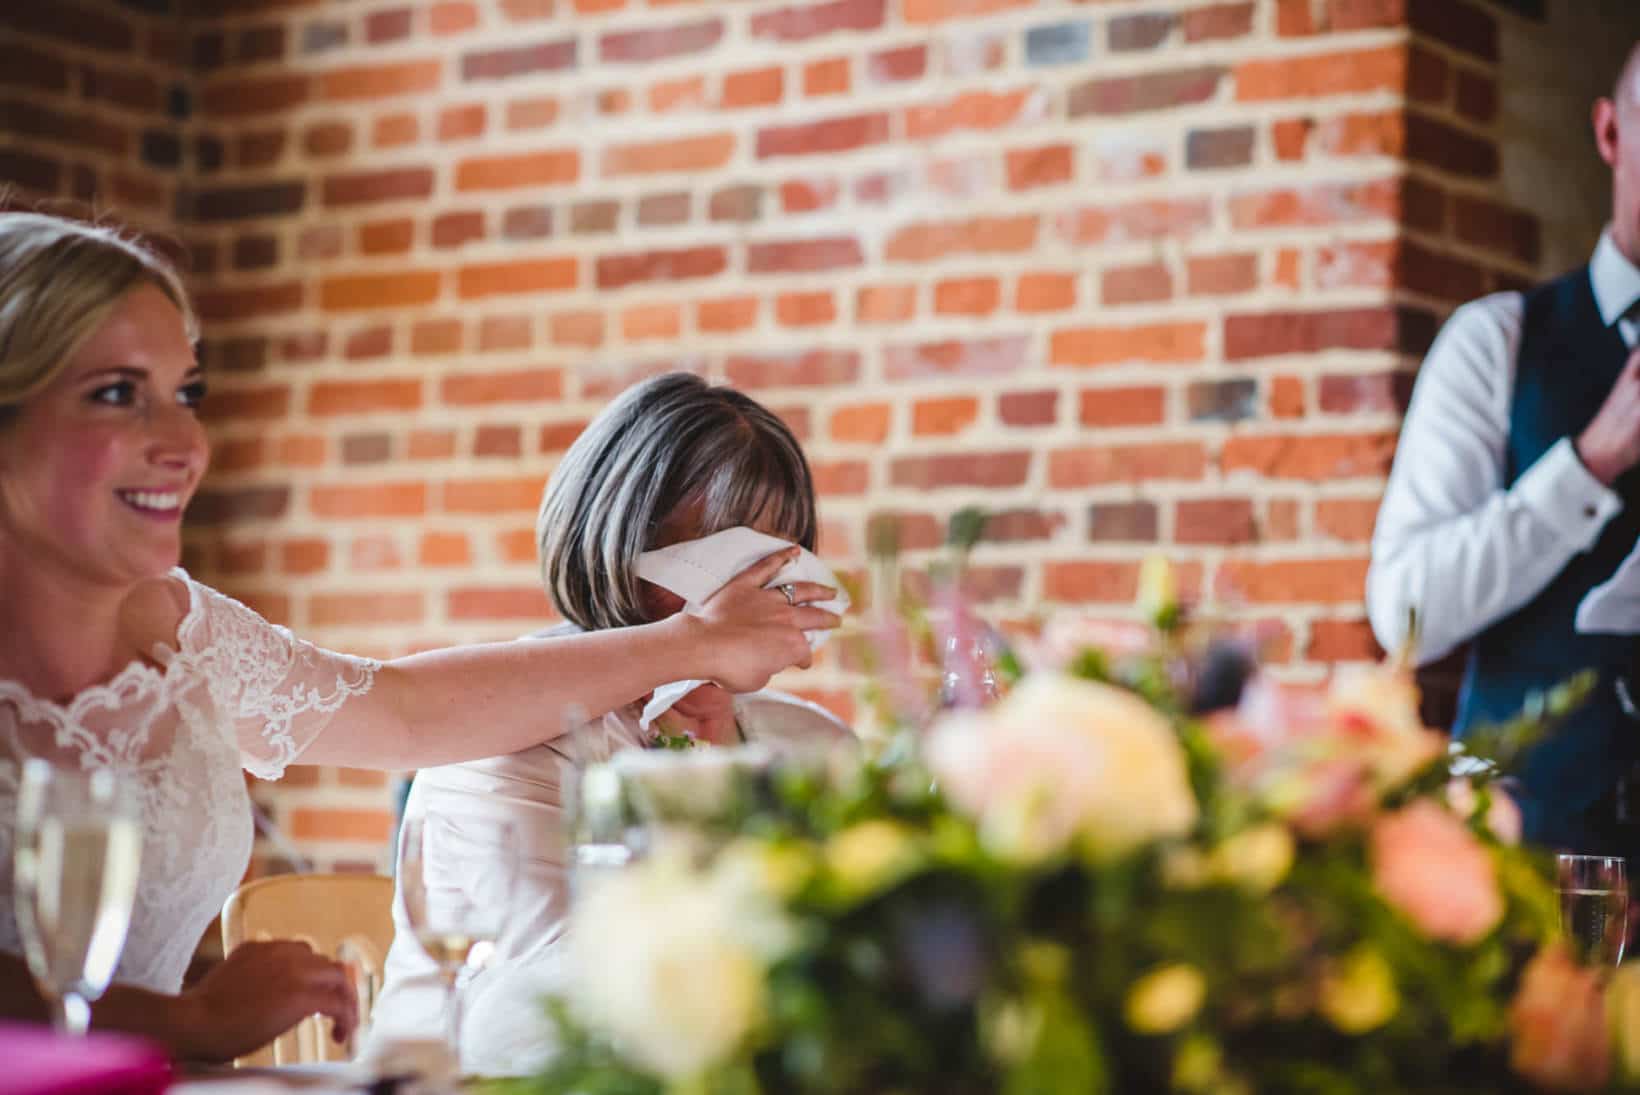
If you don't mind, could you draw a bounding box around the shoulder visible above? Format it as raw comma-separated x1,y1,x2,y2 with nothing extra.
736,690,854,750
118,570,193,653
1436,292,1523,355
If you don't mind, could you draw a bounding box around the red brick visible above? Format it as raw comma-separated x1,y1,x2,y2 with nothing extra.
1315,498,1381,542
279,539,330,575
550,310,605,347
725,350,860,389
751,0,886,40
813,460,872,496
884,336,1029,380
857,284,917,324
934,276,1001,316
203,386,291,422
290,807,395,842
775,291,837,327
1183,2,1254,41
1453,195,1539,265
505,96,559,130
1186,252,1257,296
804,57,851,97
1224,307,1409,360
912,396,979,436
869,44,926,83
885,215,1038,262
904,0,1031,22
408,431,457,461
1220,432,1398,480
441,368,561,405
457,258,577,299
320,60,441,101
1217,558,1370,605
598,246,727,289
1050,322,1206,367
539,421,588,453
437,102,486,141
476,315,532,353
697,296,759,333
1308,618,1383,662
1176,498,1256,545
1078,386,1166,427
358,218,413,255
412,319,463,356
430,2,478,34
779,179,840,215
448,586,554,620
1315,240,1396,290
1270,376,1306,418
319,272,439,312
344,326,393,359
372,113,419,148
431,211,485,249
722,66,784,108
999,390,1058,427
322,168,434,206
1235,45,1406,101
891,452,1031,489
456,150,578,190
1005,144,1073,191
309,379,422,416
1043,562,1139,604
1056,199,1212,246
1069,66,1224,116
1049,443,1206,487
905,88,1040,139
831,403,892,443
1102,262,1173,306
310,483,427,518
1319,371,1413,415
443,477,543,514
600,18,723,63
194,283,305,322
617,303,678,341
200,75,310,118
756,113,890,158
1015,272,1077,313
463,38,575,81
649,75,707,113
748,237,863,274
605,133,734,176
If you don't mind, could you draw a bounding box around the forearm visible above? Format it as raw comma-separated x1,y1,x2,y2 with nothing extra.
1368,438,1619,663
0,951,204,1056
308,614,712,770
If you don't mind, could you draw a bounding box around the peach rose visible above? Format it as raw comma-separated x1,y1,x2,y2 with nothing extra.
1509,945,1611,1091
1370,800,1503,945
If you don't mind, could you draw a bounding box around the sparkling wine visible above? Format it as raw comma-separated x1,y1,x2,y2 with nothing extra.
415,930,495,971
1560,887,1629,965
16,818,142,999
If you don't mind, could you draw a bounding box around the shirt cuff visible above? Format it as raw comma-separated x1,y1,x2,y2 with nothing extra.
1514,436,1623,551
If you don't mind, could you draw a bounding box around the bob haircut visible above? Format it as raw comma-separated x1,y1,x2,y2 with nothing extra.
0,212,195,427
537,372,818,632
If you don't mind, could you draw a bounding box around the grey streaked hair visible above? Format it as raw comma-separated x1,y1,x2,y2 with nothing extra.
0,212,196,426
537,372,818,632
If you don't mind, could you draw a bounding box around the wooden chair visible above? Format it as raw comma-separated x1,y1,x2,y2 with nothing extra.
220,873,396,1067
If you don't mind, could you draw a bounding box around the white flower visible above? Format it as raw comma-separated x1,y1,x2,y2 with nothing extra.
568,846,794,1080
926,675,1198,863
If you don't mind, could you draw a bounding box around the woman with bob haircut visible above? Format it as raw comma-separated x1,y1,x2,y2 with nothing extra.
0,212,839,1060
368,372,853,1073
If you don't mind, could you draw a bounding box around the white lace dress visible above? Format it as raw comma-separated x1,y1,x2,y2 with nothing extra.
0,569,379,994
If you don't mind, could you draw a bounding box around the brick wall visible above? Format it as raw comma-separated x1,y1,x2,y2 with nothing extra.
3,0,1583,871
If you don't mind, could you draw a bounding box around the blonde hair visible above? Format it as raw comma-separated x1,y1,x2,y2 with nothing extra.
0,212,195,424
537,373,818,632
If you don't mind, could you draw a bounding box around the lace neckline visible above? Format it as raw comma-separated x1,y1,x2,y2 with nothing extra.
0,567,203,719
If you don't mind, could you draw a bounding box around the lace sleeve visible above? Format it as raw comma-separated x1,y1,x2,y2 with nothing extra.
179,577,382,781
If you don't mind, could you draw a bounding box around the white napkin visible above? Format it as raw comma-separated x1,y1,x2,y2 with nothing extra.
1576,544,1640,633
633,527,849,729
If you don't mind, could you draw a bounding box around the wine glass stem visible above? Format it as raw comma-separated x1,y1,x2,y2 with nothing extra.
54,992,90,1036
442,969,463,1074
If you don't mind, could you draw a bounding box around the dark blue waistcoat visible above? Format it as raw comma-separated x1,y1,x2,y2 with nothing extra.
1453,267,1640,852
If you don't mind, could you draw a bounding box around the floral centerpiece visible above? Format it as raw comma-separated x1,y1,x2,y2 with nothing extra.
507,536,1640,1095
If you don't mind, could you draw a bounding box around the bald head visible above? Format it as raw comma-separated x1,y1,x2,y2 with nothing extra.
1616,41,1640,111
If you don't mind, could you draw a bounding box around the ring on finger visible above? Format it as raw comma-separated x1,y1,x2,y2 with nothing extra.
779,583,797,606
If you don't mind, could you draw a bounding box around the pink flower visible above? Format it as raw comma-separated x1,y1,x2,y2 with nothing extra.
1509,945,1611,1091
1370,800,1503,945
1444,779,1524,846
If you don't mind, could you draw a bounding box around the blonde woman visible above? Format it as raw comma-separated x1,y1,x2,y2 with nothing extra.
368,374,853,1074
0,213,839,1060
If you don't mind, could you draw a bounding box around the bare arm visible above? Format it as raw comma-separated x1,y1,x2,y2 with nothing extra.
297,549,839,771
0,942,355,1063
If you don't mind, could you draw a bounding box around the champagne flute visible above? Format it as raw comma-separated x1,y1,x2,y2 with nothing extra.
12,759,142,1035
396,806,514,1072
1558,853,1629,965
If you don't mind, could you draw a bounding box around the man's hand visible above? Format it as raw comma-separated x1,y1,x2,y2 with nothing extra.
1576,346,1640,485
167,940,358,1062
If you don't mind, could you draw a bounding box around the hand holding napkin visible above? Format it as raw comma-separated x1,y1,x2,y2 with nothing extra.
633,526,849,729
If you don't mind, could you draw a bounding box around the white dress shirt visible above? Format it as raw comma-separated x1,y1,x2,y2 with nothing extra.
1367,230,1640,664
364,665,852,1076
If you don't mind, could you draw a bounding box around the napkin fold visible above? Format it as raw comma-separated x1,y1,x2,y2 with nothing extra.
633,527,848,729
